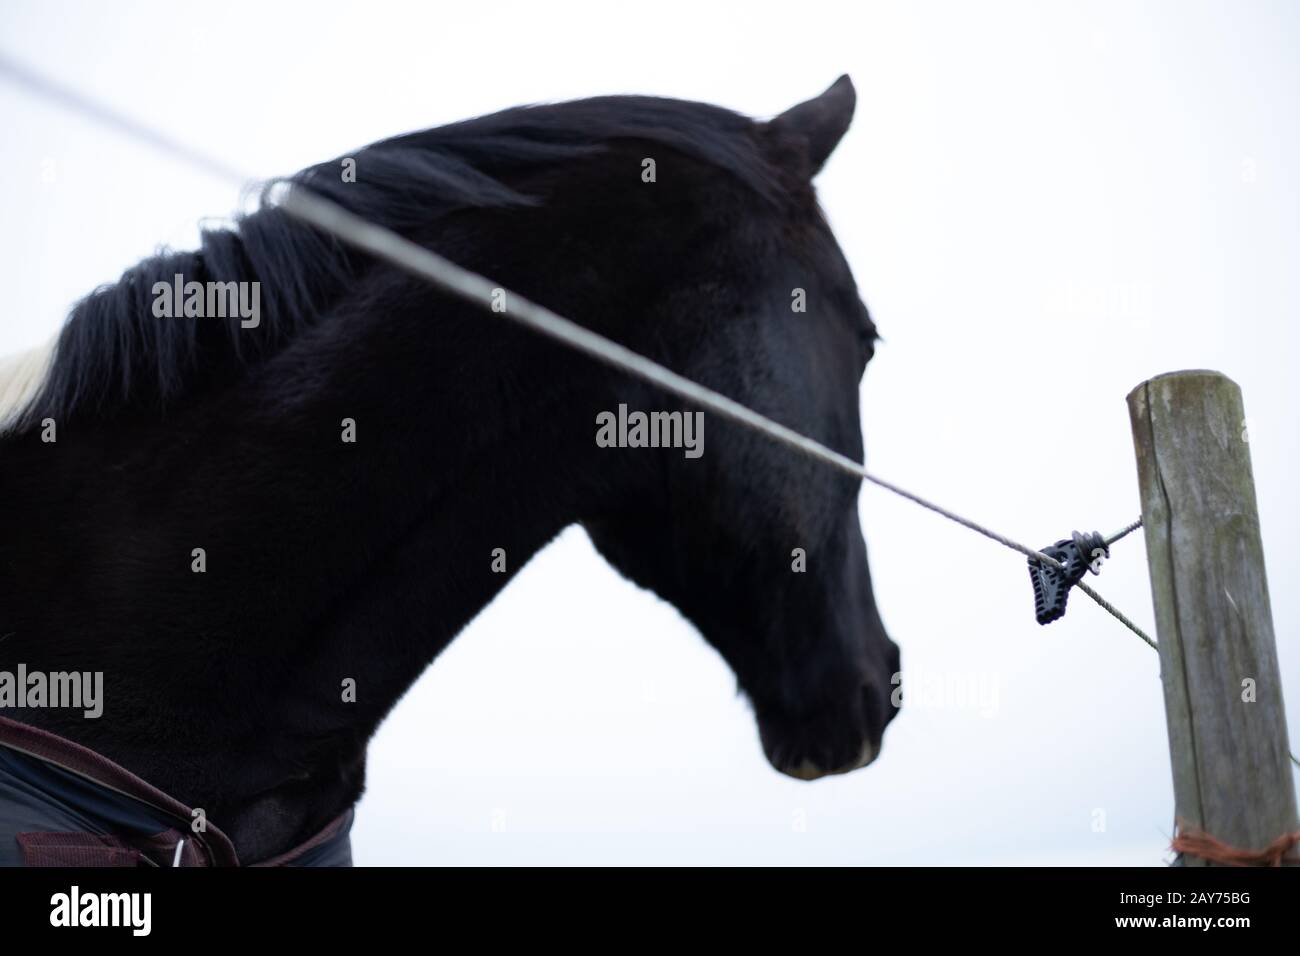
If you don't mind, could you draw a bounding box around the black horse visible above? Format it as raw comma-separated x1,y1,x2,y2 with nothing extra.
0,76,899,864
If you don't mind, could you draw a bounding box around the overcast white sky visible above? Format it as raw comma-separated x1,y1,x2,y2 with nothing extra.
1,0,1296,865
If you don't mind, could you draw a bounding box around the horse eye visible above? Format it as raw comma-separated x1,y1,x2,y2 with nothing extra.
860,329,877,362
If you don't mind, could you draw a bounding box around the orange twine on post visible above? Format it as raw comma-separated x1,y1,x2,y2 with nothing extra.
1171,818,1300,867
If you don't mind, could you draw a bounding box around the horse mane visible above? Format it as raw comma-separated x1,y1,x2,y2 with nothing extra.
8,95,784,432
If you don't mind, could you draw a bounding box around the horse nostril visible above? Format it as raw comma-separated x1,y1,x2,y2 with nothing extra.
862,677,899,738
861,683,885,734
884,681,901,726
882,641,902,726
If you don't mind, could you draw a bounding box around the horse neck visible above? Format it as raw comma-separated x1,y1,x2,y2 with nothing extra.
0,271,645,859
209,295,646,856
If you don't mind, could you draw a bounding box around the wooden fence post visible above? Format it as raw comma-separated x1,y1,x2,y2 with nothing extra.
1127,370,1297,864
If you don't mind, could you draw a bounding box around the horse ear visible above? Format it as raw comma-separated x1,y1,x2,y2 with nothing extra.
766,75,856,177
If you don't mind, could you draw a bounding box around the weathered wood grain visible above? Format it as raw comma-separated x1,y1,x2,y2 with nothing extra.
1128,370,1297,864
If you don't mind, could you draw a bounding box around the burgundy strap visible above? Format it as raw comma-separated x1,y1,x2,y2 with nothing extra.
1,715,350,867
0,715,240,864
18,831,142,867
251,809,354,867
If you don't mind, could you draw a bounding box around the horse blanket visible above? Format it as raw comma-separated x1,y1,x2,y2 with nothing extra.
0,715,352,867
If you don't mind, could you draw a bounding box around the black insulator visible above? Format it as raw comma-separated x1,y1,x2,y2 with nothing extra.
1029,530,1109,625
